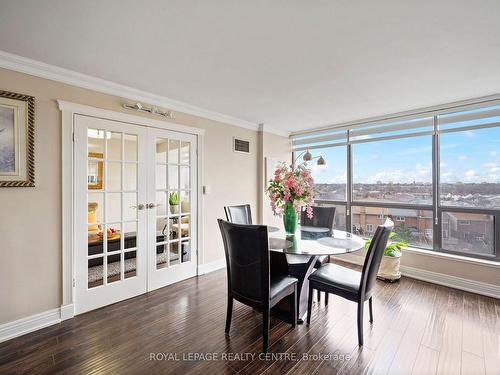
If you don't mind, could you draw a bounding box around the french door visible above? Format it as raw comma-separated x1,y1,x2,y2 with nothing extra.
74,114,197,314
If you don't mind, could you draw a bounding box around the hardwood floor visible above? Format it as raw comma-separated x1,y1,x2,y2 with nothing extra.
1,261,499,375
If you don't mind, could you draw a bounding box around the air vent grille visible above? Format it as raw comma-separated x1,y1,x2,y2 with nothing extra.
233,138,250,153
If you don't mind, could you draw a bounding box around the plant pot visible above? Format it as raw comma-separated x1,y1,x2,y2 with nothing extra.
377,254,401,282
181,200,190,213
283,203,297,234
169,204,179,215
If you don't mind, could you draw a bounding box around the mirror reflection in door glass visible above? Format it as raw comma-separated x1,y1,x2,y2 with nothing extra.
156,191,167,216
88,257,103,289
180,216,190,238
180,191,190,213
156,243,168,269
156,164,167,190
106,223,121,252
181,240,190,263
106,193,121,223
124,134,137,161
168,139,179,164
88,193,103,224
107,254,122,283
168,165,178,190
87,129,105,154
180,166,190,190
170,242,180,265
107,132,122,160
123,222,137,249
170,217,179,240
125,250,137,278
124,163,137,191
156,138,168,163
107,162,121,191
156,217,168,243
180,141,190,165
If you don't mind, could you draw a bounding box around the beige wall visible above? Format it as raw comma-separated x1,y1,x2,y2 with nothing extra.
0,67,261,324
259,131,292,226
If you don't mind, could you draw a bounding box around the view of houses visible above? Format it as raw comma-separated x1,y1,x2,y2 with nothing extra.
315,182,497,255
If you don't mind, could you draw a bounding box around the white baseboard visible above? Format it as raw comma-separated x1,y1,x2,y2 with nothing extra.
0,308,61,343
60,304,75,321
198,258,226,275
335,254,500,299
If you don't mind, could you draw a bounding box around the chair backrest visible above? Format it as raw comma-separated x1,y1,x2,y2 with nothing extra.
224,204,253,224
359,219,394,298
218,219,269,304
300,206,336,229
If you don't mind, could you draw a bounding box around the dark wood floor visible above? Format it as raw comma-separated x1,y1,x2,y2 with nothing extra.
1,261,499,375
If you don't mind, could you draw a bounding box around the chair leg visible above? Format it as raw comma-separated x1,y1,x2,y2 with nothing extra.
317,289,321,302
357,302,364,346
225,296,233,334
307,285,314,325
369,297,373,323
292,284,297,328
263,308,270,353
325,292,329,306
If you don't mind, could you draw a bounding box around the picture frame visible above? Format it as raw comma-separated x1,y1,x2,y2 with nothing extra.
87,152,103,190
0,90,35,187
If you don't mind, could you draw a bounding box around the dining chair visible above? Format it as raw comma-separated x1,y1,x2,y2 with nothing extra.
306,219,394,346
218,219,298,353
224,204,253,224
300,205,336,302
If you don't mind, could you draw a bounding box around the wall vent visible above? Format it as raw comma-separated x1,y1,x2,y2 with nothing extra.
233,138,250,154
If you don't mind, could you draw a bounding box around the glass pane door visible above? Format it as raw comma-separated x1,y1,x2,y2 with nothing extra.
148,129,197,291
75,115,147,314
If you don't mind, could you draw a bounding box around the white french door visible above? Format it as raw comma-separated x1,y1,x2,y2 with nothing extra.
74,115,198,314
147,128,198,291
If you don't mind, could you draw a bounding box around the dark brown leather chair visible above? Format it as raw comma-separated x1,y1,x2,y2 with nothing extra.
218,219,298,353
306,219,394,346
224,204,253,225
300,205,336,301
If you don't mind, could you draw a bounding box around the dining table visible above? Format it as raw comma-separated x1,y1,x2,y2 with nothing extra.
267,226,365,324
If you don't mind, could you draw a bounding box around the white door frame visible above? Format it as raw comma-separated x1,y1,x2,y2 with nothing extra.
59,100,205,320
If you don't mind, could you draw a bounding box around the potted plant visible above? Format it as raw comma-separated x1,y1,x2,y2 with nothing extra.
169,192,179,214
365,232,406,282
266,162,315,234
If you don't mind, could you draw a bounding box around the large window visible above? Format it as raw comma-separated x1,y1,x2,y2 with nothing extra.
292,100,500,261
310,146,347,201
352,136,432,205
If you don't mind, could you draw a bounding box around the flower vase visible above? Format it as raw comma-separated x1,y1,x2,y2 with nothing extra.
283,203,298,234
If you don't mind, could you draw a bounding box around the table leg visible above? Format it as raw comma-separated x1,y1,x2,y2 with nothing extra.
270,254,318,324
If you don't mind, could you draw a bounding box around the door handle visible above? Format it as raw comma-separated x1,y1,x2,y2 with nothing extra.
131,204,145,211
147,203,157,209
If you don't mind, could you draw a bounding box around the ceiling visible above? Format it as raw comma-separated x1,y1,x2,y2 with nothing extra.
0,0,499,134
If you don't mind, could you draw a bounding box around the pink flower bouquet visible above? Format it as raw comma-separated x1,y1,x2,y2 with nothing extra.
267,163,315,218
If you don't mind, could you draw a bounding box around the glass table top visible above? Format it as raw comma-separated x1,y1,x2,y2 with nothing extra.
268,227,365,256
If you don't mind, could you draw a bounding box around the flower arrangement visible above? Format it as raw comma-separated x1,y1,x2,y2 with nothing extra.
267,162,315,221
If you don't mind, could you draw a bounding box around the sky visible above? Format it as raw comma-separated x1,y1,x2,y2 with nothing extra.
309,126,500,185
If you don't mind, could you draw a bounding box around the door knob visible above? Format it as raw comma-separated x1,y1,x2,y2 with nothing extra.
131,204,145,210
147,203,157,209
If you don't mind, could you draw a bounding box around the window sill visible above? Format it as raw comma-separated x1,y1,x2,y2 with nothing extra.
402,246,500,269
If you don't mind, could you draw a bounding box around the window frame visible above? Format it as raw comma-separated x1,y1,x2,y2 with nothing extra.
293,98,500,262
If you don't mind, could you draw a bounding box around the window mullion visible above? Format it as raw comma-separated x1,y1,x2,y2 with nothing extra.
432,115,441,252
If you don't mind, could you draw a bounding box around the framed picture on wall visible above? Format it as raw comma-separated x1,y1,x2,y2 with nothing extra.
0,90,35,187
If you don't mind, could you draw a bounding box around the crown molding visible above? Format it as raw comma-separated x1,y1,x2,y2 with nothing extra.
0,50,280,134
258,123,290,137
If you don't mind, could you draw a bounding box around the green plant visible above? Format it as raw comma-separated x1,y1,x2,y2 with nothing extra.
169,192,179,205
365,232,406,257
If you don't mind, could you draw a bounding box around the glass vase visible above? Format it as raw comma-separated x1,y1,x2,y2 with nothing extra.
283,203,298,234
